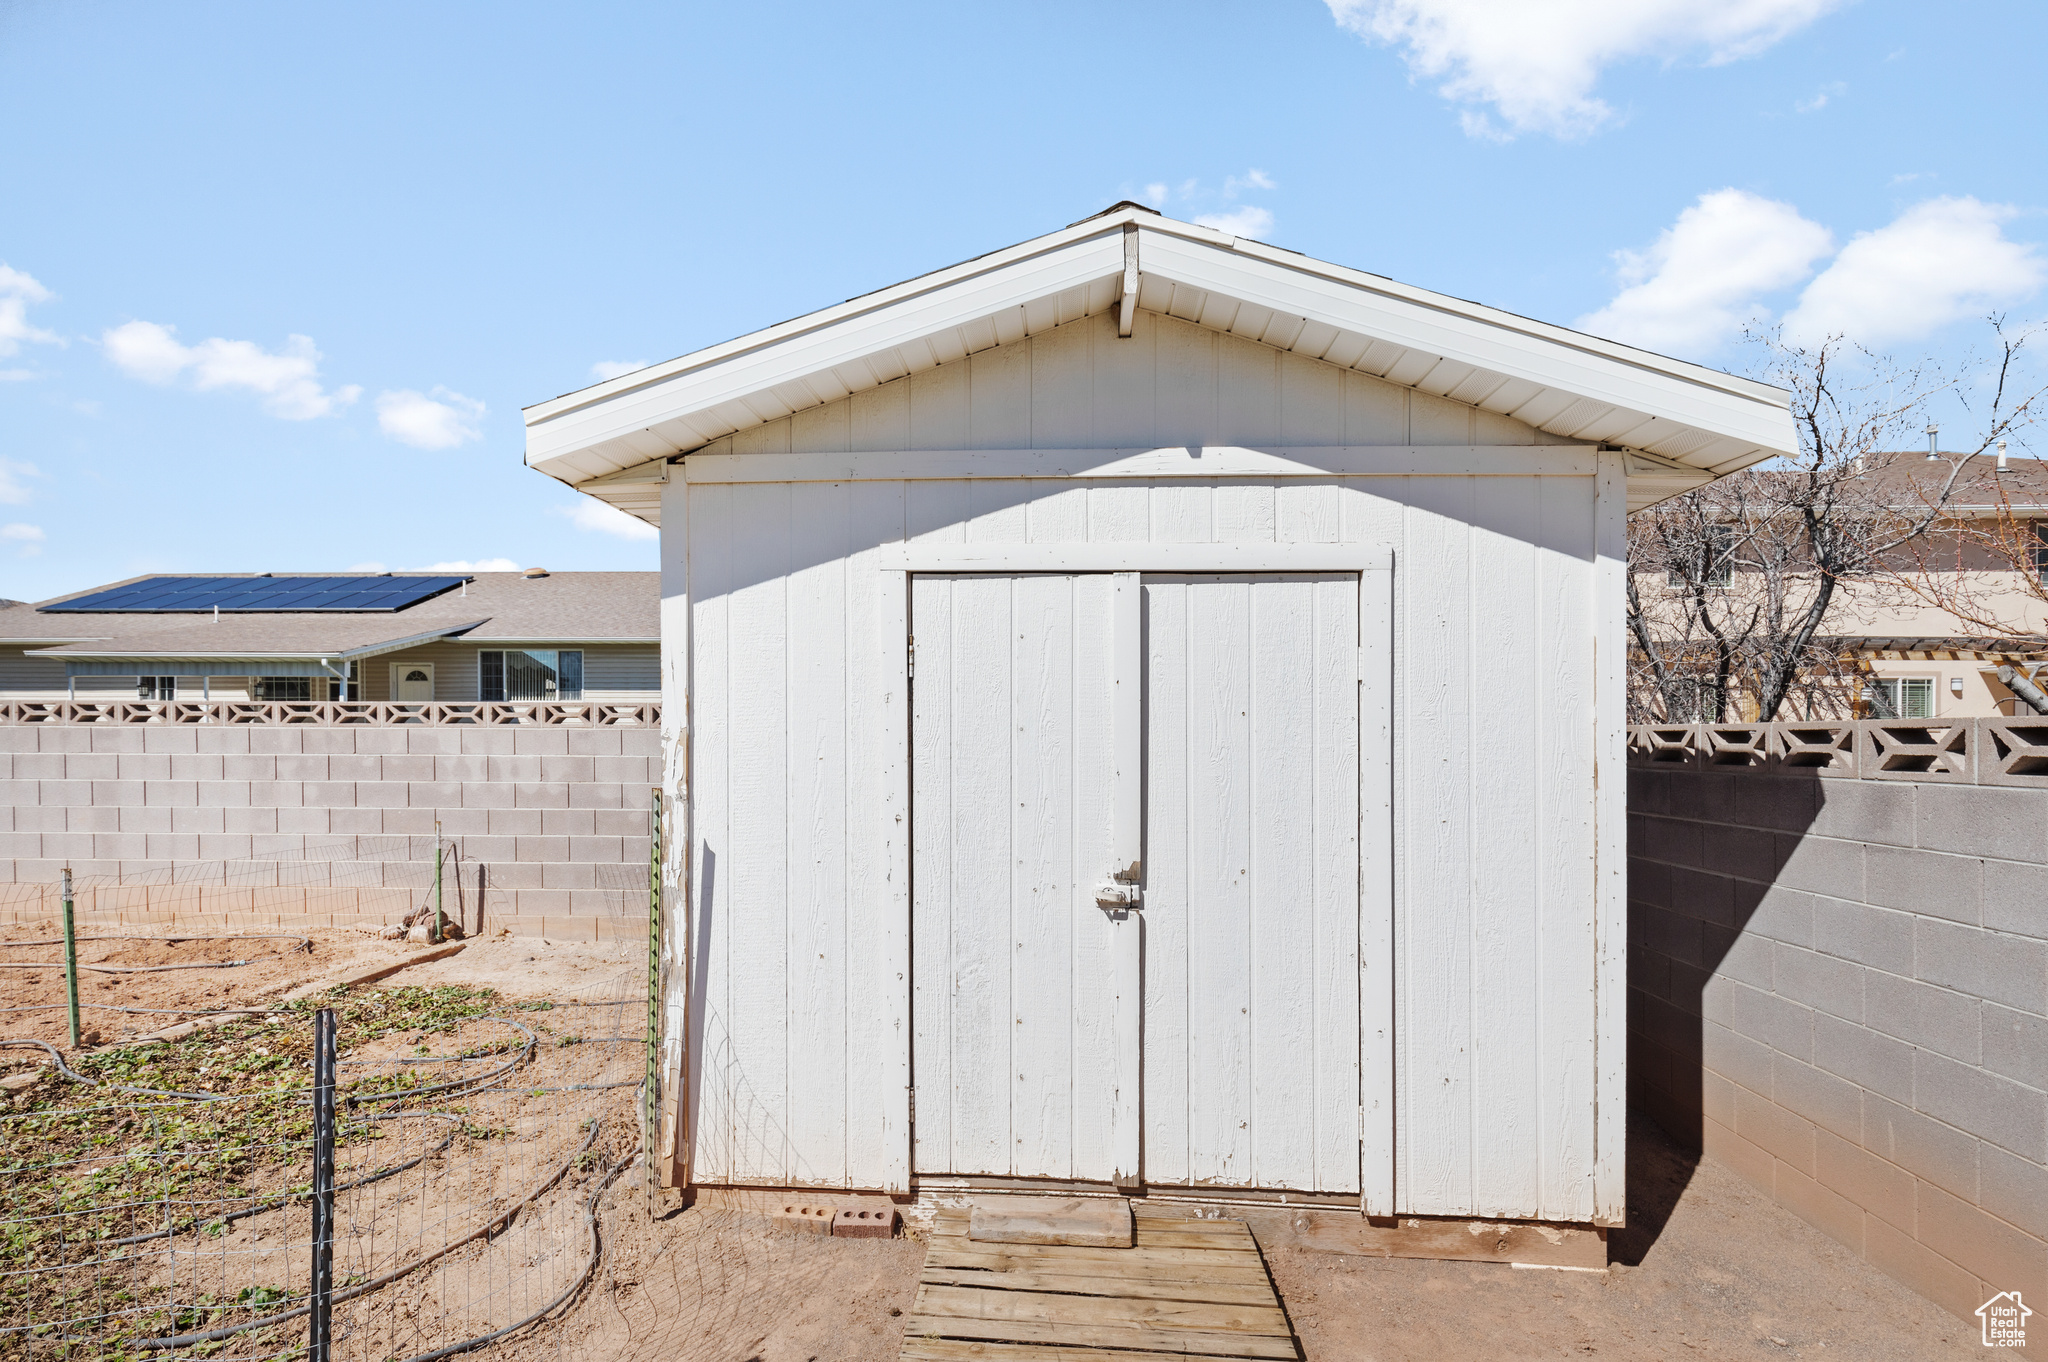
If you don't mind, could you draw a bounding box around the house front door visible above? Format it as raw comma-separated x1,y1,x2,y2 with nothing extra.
909,571,1364,1194
392,663,434,702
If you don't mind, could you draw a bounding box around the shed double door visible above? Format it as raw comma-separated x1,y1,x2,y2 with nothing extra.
910,571,1365,1194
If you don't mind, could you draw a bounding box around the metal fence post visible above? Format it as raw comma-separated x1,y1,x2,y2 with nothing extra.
646,785,661,1214
310,1007,337,1362
432,822,445,945
61,868,80,1050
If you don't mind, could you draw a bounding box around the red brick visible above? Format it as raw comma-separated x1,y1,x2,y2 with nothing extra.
832,1206,899,1238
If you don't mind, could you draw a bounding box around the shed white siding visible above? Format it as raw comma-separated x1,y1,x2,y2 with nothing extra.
666,311,1616,1223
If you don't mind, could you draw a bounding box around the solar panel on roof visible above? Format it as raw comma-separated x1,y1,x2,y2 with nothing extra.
41,575,469,613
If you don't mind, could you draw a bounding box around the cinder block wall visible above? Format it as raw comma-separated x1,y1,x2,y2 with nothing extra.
0,724,660,940
1629,764,2046,1318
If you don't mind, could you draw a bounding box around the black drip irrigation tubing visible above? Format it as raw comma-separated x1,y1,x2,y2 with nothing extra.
5,1004,640,1360
105,1112,463,1247
0,936,312,948
0,934,311,974
129,1120,613,1351
0,1037,230,1103
346,1018,536,1106
0,1014,536,1107
390,1150,631,1362
0,1003,295,1015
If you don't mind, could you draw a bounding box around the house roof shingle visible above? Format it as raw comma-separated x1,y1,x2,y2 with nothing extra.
2,571,657,661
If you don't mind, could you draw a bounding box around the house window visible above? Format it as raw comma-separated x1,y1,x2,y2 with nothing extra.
1870,677,1935,718
136,676,176,701
1667,524,1735,588
2034,525,2048,584
479,649,582,701
255,676,313,702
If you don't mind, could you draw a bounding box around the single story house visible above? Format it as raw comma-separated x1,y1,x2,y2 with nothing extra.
0,570,657,704
525,203,1796,1226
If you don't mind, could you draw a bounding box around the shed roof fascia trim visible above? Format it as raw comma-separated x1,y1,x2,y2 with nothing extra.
1136,232,1790,453
523,207,1795,490
524,217,1131,427
525,229,1126,480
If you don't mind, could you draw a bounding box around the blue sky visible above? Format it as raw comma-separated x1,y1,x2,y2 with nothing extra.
2,0,2042,601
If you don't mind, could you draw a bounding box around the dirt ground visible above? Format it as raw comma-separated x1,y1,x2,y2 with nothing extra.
532,1109,1979,1362
0,925,1982,1360
1256,1113,1981,1360
0,920,639,1048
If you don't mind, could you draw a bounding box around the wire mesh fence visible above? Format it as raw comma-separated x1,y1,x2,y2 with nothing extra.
0,828,660,1362
0,837,503,939
2,976,645,1360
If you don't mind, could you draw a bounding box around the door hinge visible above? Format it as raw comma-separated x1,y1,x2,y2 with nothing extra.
907,637,916,678
907,1086,917,1123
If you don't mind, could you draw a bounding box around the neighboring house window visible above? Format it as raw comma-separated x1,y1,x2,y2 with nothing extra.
255,677,313,702
1667,524,1735,588
2035,524,2048,584
1870,677,1935,718
1665,678,1714,722
479,649,582,701
136,676,176,700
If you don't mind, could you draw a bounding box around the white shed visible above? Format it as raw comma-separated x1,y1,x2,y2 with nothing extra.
524,204,1795,1227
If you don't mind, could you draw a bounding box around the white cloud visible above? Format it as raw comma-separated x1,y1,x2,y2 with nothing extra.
0,368,35,382
590,359,649,382
1193,206,1276,239
1327,0,1843,138
375,387,485,450
102,321,361,419
1578,189,1834,352
0,266,59,358
1,523,44,557
1784,197,2047,346
557,499,659,541
1795,80,1845,113
0,457,39,506
1137,169,1274,228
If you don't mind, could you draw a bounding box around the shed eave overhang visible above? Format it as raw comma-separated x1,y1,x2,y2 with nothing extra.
523,206,1796,519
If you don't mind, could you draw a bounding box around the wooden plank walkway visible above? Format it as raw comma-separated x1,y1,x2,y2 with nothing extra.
901,1210,1299,1361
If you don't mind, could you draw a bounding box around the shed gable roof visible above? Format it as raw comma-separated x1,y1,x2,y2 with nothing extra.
525,205,1796,517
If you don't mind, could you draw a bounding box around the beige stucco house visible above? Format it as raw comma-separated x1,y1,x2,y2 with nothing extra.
0,570,657,705
1840,454,2048,717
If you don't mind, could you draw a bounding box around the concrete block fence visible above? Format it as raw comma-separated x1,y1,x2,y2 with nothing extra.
1628,721,2047,1321
0,722,661,940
